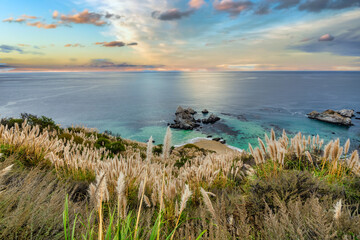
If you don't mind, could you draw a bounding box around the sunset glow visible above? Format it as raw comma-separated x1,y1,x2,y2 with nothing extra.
1,0,359,72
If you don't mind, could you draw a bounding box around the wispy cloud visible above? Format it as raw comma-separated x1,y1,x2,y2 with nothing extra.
64,43,85,47
2,14,38,24
26,21,57,29
0,45,24,54
53,9,120,26
318,33,335,41
0,45,43,55
95,41,137,47
0,63,15,72
189,0,206,9
89,59,163,69
152,9,195,21
3,17,26,23
213,0,253,17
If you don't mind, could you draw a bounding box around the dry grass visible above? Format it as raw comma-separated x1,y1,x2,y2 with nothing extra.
1,120,360,239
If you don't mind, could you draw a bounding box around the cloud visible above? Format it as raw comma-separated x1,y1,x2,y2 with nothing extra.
189,0,206,9
298,0,360,12
318,33,334,41
104,12,122,19
292,26,360,56
0,45,24,54
64,43,85,47
53,10,59,18
0,45,44,55
53,9,119,26
21,14,38,19
95,41,135,47
26,21,57,29
89,59,164,69
151,9,195,20
254,4,270,14
213,0,253,17
2,17,26,23
2,14,38,23
0,63,15,72
274,0,301,10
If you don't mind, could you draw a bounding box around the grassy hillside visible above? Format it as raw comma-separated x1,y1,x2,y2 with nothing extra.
0,114,360,239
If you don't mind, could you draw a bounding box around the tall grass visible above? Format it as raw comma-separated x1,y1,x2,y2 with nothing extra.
1,118,360,239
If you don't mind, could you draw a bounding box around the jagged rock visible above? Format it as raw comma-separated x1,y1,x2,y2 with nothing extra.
213,137,221,141
170,106,199,130
336,109,354,118
219,139,226,144
202,114,220,124
202,109,209,114
307,109,352,126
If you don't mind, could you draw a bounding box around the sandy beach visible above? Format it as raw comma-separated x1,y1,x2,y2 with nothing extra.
192,139,238,154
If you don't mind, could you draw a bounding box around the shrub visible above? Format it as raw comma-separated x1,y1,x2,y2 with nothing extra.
183,143,201,150
0,113,59,132
246,170,338,218
58,133,84,145
21,113,59,131
108,141,126,154
153,144,163,155
94,138,111,149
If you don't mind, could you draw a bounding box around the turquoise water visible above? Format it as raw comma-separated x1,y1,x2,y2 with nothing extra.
0,71,359,150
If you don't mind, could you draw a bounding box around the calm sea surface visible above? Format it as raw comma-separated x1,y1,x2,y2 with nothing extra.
0,71,359,150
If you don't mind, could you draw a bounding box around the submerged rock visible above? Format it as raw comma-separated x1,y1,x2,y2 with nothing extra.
307,109,352,126
202,114,220,124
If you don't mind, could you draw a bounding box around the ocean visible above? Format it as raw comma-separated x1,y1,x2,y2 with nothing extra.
0,71,359,150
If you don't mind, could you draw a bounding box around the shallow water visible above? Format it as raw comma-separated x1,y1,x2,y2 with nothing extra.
0,71,359,150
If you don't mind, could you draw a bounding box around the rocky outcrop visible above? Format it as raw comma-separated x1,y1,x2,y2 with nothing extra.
307,109,353,126
169,107,221,130
336,109,354,118
202,114,220,124
202,109,209,114
170,106,199,130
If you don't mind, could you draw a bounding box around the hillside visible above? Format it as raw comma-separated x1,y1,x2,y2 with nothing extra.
0,114,360,239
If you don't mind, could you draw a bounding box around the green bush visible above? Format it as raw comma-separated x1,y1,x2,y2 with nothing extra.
153,144,163,155
58,133,84,145
108,141,126,154
94,138,111,149
0,113,59,132
183,144,201,150
21,113,59,131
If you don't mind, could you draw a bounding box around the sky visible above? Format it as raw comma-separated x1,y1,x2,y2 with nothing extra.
0,0,360,72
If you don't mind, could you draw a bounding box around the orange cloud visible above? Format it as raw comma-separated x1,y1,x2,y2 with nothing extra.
2,17,26,23
189,0,205,9
56,9,107,26
95,41,126,47
53,10,59,18
64,43,84,47
27,21,57,29
21,14,38,19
